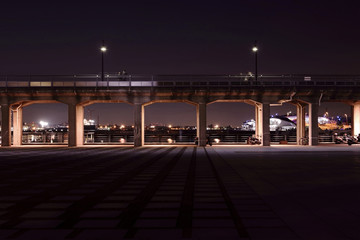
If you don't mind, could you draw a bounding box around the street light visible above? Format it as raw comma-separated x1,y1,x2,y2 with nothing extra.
252,41,258,84
100,40,107,81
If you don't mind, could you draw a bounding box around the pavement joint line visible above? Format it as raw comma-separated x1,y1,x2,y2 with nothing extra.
54,147,179,238
1,147,136,195
120,147,187,238
209,148,302,238
57,147,171,229
203,147,250,239
0,147,160,231
176,147,196,238
1,146,360,239
0,147,128,181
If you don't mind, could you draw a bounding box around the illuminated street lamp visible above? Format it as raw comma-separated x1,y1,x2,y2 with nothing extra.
100,40,107,81
252,41,258,84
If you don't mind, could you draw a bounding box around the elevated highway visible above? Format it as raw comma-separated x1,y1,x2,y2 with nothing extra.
1,74,360,147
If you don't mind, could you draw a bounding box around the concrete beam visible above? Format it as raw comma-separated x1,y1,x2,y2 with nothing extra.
1,104,11,147
197,103,207,147
309,102,319,146
134,103,144,147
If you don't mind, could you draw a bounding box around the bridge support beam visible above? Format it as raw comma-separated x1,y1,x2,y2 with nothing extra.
12,106,23,146
296,103,306,145
68,104,84,147
197,103,207,147
1,104,11,147
352,103,360,136
134,103,144,147
309,102,319,146
255,103,270,146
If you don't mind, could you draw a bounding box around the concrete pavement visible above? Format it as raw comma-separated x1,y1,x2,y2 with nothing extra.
0,146,359,239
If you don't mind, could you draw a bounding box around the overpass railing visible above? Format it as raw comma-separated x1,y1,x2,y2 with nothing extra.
1,74,360,88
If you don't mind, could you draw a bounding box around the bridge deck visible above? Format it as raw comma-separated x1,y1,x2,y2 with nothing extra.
1,74,360,88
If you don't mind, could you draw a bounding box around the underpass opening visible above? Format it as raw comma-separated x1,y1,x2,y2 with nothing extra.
21,102,68,145
83,102,133,145
207,101,255,145
144,102,196,145
286,101,352,145
269,102,297,145
318,102,352,143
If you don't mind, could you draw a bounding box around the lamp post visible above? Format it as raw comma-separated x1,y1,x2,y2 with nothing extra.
100,40,107,81
252,42,258,84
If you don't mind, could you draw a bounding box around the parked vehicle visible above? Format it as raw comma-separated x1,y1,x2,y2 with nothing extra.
335,134,358,145
248,136,261,145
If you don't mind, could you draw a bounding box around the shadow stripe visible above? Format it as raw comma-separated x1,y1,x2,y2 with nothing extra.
58,147,177,230
176,147,196,238
0,147,158,229
204,147,249,238
121,147,187,238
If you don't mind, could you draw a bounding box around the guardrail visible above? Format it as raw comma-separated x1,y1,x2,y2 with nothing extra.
1,74,360,88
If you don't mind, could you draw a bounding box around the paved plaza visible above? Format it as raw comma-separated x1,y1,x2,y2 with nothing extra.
0,145,360,239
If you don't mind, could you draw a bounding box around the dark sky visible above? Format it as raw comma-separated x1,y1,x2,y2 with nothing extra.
1,1,357,125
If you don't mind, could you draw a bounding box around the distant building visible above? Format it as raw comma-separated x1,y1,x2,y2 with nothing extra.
242,116,296,131
241,115,343,131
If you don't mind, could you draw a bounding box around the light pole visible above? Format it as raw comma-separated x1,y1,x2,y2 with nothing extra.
252,41,258,84
100,40,107,81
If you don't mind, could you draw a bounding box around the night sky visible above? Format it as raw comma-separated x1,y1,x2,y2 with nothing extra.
1,1,357,125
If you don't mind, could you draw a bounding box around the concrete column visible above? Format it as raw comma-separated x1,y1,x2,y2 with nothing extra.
196,103,207,146
134,103,144,147
262,104,271,146
296,104,306,145
309,102,319,146
255,103,270,146
1,104,11,147
352,103,360,136
68,104,84,147
12,106,23,146
255,104,262,139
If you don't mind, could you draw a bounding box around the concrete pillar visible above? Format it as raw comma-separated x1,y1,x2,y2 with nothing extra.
255,104,262,139
309,102,319,146
134,103,144,147
12,106,23,146
352,103,360,136
1,104,11,147
296,103,306,145
196,103,207,146
68,104,84,147
255,103,270,146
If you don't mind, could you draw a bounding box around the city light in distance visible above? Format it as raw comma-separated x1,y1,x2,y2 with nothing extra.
39,121,48,128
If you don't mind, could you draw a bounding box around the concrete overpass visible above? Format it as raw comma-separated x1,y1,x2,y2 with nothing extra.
1,74,360,147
